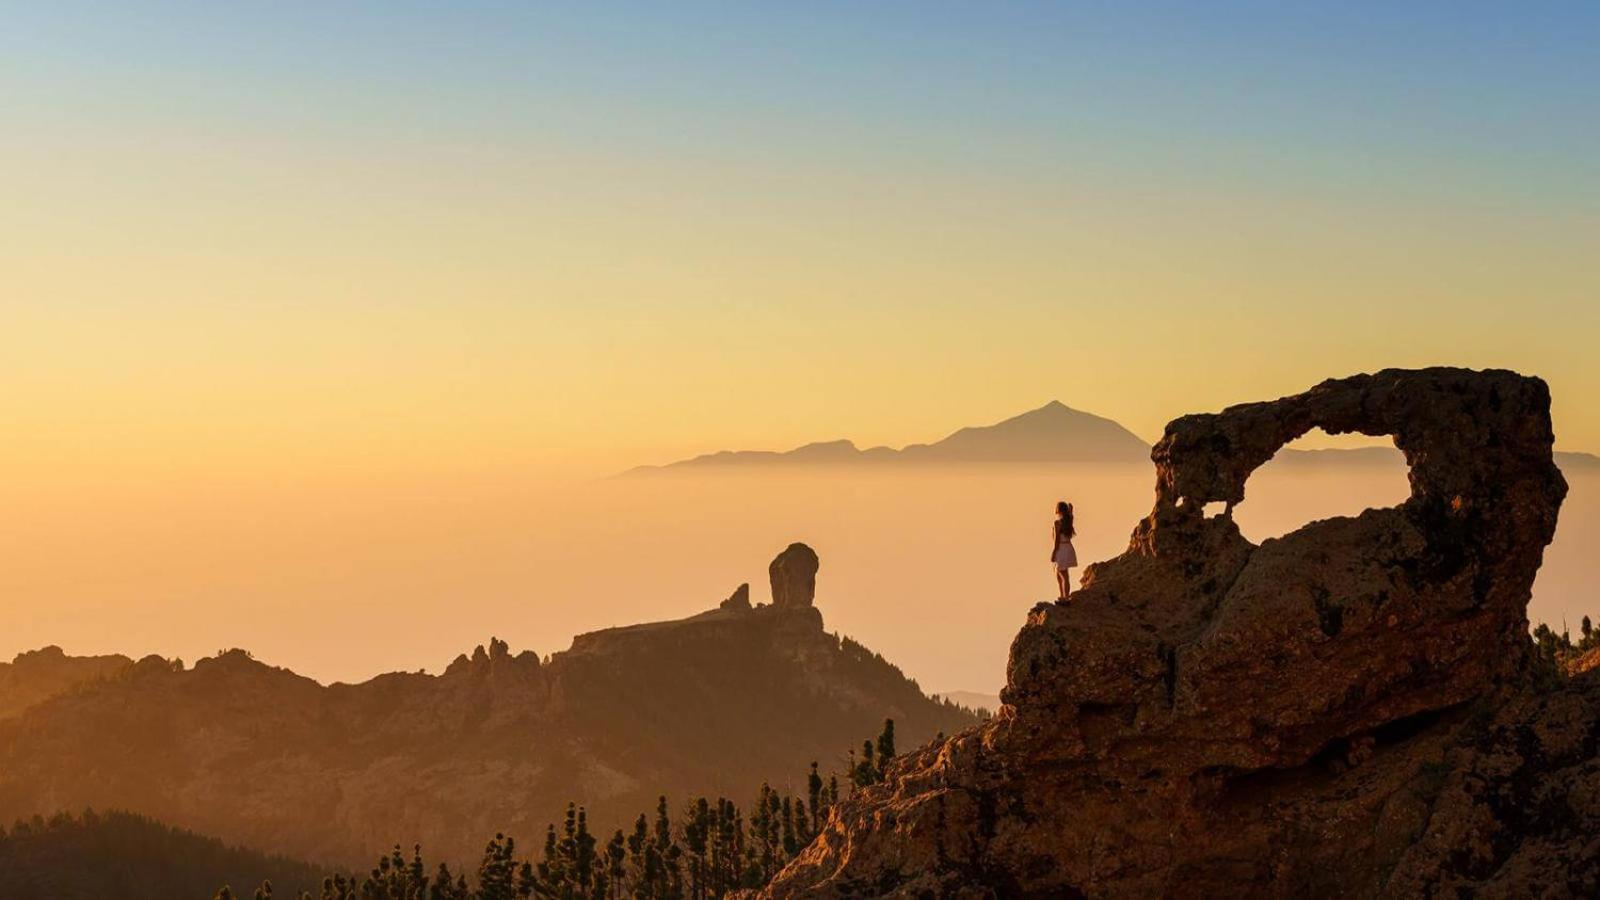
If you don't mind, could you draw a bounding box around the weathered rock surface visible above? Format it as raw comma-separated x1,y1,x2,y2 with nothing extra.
0,546,974,867
722,582,753,612
763,368,1591,898
771,542,821,609
1569,646,1600,678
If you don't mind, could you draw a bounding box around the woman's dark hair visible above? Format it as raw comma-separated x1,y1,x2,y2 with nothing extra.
1056,501,1075,538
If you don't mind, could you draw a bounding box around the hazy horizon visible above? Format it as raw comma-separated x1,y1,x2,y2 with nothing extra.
6,2,1598,698
9,441,1594,697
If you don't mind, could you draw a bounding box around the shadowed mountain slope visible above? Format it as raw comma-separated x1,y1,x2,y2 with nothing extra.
0,545,976,869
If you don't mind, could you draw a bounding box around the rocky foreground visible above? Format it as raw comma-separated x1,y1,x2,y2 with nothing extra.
0,544,975,866
762,368,1598,898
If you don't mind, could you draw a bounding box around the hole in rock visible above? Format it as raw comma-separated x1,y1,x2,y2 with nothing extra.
1232,429,1411,543
1202,501,1229,519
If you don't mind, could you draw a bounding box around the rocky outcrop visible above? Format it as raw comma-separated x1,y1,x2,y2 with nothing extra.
442,636,541,677
0,646,134,722
0,545,974,867
763,368,1589,898
1569,646,1600,678
721,583,753,612
771,542,821,609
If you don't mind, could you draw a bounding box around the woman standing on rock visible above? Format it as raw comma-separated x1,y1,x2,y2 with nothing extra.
1051,501,1078,602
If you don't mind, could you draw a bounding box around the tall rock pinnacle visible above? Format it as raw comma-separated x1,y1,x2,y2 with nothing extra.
769,543,820,609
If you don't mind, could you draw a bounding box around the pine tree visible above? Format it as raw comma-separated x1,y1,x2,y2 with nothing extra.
792,797,810,847
605,830,627,898
430,863,465,900
575,806,597,894
627,812,649,891
476,833,517,900
875,719,896,778
514,861,536,899
851,740,878,788
683,798,710,900
806,762,823,834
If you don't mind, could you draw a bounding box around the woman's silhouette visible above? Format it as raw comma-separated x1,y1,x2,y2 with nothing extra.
1051,500,1077,602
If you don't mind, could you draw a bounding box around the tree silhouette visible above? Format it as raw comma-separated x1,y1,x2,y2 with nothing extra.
204,721,905,899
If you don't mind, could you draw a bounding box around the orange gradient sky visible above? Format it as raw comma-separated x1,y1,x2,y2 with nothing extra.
6,5,1598,489
3,4,1597,686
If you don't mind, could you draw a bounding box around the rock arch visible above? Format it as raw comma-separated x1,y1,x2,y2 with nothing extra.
762,368,1579,899
1008,368,1568,769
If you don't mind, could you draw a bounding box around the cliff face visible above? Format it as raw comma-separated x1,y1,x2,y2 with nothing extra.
0,546,976,867
764,368,1594,898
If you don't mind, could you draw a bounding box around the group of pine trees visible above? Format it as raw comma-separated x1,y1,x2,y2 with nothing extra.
0,808,328,900
216,720,903,900
1532,613,1600,681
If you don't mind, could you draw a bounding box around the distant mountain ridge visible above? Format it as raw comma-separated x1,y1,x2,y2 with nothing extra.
0,545,975,867
627,401,1152,474
628,401,1599,475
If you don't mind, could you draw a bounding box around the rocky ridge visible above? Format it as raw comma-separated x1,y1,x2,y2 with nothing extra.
762,368,1596,898
0,545,976,867
0,646,136,721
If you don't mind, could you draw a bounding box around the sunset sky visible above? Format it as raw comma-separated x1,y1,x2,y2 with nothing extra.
4,4,1599,683
6,2,1597,482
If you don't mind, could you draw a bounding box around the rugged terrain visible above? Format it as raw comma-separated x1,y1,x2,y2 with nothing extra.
763,368,1598,898
0,544,975,867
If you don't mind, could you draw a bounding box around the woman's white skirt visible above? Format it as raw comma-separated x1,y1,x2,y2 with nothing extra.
1053,541,1077,569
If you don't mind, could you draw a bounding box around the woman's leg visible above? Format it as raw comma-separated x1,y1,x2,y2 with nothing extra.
1055,568,1069,600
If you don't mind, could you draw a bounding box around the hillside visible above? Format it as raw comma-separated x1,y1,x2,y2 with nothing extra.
0,809,330,900
0,544,975,869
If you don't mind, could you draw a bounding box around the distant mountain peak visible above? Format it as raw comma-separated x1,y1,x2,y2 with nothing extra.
627,402,1150,475
625,402,1592,477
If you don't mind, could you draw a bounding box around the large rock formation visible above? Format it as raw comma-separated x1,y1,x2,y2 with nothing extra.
764,368,1595,898
0,545,974,867
771,542,821,609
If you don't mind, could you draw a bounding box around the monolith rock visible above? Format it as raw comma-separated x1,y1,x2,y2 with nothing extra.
771,542,821,609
